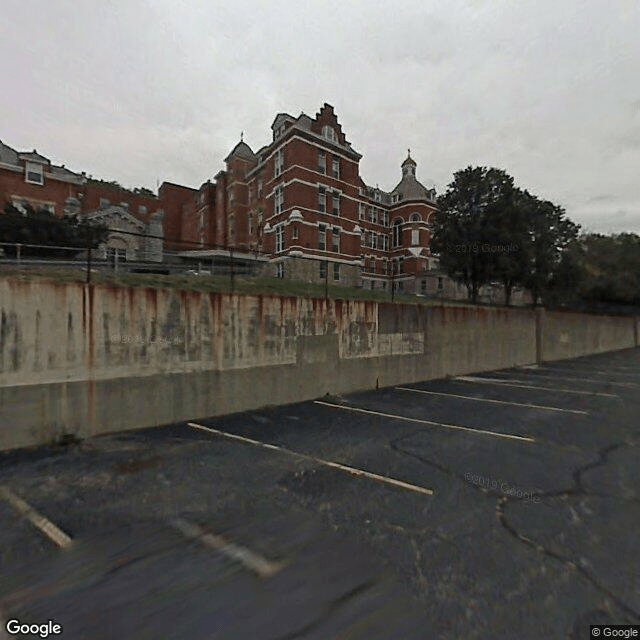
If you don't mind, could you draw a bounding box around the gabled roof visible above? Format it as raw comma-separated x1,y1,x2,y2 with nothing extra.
84,204,146,229
271,112,295,130
18,150,50,164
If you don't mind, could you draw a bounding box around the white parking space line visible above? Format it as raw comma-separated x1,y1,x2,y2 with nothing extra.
188,422,434,497
395,387,588,415
507,370,640,389
455,376,619,398
171,518,283,579
313,401,536,443
0,486,72,549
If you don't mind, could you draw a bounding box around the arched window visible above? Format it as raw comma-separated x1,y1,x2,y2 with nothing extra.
410,213,421,223
392,218,402,248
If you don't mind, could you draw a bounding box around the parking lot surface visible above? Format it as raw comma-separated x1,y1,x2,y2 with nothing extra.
0,348,639,639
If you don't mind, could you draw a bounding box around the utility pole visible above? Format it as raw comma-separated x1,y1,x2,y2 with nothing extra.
324,259,329,300
230,247,235,292
86,234,92,284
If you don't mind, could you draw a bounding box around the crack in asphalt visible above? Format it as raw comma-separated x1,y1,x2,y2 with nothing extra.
388,434,640,624
271,579,378,640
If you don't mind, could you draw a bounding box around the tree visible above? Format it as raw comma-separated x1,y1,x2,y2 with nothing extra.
572,233,640,306
431,166,518,303
520,194,580,305
1,201,107,256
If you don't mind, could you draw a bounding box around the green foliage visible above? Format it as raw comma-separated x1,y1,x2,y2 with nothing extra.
519,192,580,305
431,166,518,303
570,233,640,306
431,167,581,305
1,201,108,256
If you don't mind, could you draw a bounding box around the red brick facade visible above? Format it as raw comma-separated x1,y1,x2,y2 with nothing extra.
1,104,440,291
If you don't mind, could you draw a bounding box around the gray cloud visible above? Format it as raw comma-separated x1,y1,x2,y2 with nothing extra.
1,0,639,232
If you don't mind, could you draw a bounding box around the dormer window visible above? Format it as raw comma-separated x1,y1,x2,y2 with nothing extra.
322,125,337,143
374,191,381,203
25,162,43,185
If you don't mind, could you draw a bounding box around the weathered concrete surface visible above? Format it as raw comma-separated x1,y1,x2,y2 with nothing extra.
541,309,638,361
0,279,637,450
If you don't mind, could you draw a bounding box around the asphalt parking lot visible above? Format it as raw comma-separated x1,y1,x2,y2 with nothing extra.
0,348,639,639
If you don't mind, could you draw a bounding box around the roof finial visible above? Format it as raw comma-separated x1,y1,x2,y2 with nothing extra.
408,148,411,158
240,131,244,142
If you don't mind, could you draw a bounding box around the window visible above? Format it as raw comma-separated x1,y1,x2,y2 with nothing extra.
411,229,419,246
332,227,340,252
333,262,340,281
362,231,368,246
275,224,284,252
274,185,284,215
228,189,234,205
370,233,376,249
292,225,298,240
374,191,381,203
381,212,389,227
139,205,147,216
359,203,365,220
318,186,326,212
319,261,327,279
421,279,427,294
318,225,326,250
369,207,377,224
25,162,43,185
332,157,340,178
318,151,326,174
257,179,263,198
248,215,253,236
378,233,384,250
370,280,375,290
332,190,340,215
322,125,337,142
276,263,285,279
274,149,284,177
107,247,126,263
438,277,444,291
100,198,110,208
392,194,399,204
392,219,402,247
410,213,421,222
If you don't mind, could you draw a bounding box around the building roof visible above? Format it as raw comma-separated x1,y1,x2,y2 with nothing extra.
391,152,434,201
401,150,417,167
224,140,256,163
18,150,51,164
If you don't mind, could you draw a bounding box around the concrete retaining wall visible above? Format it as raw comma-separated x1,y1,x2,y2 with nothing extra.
0,279,637,451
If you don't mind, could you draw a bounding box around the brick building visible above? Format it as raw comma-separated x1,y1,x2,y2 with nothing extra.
0,139,166,262
190,103,441,293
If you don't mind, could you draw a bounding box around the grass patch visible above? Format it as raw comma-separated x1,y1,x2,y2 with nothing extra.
0,266,473,307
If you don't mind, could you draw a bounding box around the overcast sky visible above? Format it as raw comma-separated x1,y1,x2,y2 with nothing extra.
2,0,639,233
